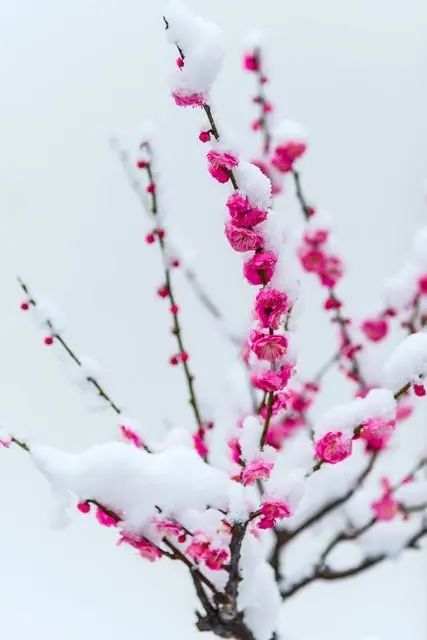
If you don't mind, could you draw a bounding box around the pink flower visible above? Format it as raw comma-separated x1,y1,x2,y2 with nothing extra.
77,501,91,514
207,150,239,184
289,390,311,413
360,417,395,452
186,533,210,563
241,458,274,485
413,383,426,397
225,223,263,252
315,431,352,464
193,431,208,458
243,251,277,285
243,53,259,72
199,130,211,143
226,192,268,228
396,402,413,422
304,228,329,245
361,318,389,342
418,274,427,294
251,364,293,392
118,534,163,561
120,424,144,448
254,288,289,329
324,295,342,310
300,248,327,274
371,480,399,522
258,500,291,529
372,494,399,521
319,256,343,288
153,518,183,538
228,437,242,464
96,507,117,527
0,438,11,448
204,547,229,571
251,332,288,362
271,141,307,173
172,90,205,108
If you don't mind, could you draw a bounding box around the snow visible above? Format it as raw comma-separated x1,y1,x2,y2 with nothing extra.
234,161,272,209
239,536,281,640
272,119,308,146
385,264,419,309
396,481,427,508
243,29,264,50
265,466,306,511
31,442,248,533
165,0,224,98
358,516,422,558
240,415,263,461
314,389,396,438
384,332,427,391
385,225,427,309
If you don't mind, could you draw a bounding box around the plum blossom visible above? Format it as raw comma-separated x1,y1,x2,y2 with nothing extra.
172,90,206,107
226,192,268,228
371,479,400,522
241,458,274,485
204,547,229,570
225,223,263,252
254,288,289,329
361,318,389,342
96,507,118,527
360,417,395,452
186,533,229,570
118,533,163,561
250,330,288,362
207,150,239,183
315,431,352,464
153,518,184,538
243,251,277,285
251,364,293,392
271,140,307,173
243,53,259,72
257,500,291,529
120,424,144,449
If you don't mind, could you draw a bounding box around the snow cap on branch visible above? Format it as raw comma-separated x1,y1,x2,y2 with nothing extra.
315,388,396,439
384,332,427,391
31,442,247,533
165,0,224,105
234,161,272,209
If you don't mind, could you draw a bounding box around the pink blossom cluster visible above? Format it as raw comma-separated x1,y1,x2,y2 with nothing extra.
257,499,291,529
202,149,296,406
186,531,230,570
314,413,397,465
299,225,343,290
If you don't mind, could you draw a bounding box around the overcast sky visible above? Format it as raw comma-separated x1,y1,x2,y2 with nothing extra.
0,1,426,638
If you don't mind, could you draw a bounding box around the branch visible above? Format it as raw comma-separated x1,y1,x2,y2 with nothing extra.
110,138,243,347
139,142,205,430
18,277,122,416
280,461,427,598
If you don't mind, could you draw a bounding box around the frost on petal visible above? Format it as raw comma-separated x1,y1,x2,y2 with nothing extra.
384,333,427,391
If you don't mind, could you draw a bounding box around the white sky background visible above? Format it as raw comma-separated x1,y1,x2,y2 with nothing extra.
0,0,427,638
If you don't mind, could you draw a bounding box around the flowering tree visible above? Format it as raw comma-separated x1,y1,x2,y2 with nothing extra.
2,3,427,639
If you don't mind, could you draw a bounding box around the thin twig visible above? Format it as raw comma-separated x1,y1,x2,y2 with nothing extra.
17,277,122,416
